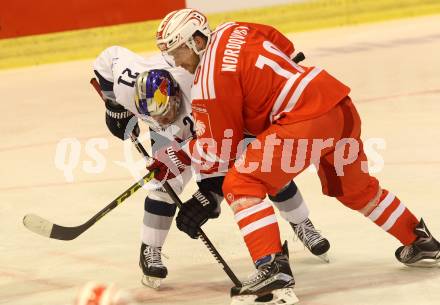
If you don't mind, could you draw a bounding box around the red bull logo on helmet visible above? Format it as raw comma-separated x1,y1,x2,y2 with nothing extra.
153,78,169,108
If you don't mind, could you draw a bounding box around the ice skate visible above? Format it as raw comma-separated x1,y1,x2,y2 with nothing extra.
230,242,299,305
291,218,330,263
139,243,168,289
395,218,440,267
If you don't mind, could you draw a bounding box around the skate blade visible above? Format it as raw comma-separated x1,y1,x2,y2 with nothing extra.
404,257,440,268
230,288,299,305
318,253,330,263
141,275,163,289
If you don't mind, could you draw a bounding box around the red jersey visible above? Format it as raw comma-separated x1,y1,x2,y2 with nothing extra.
183,22,350,176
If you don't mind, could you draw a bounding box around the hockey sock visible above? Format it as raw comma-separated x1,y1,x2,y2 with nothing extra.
233,200,282,261
269,181,309,224
365,189,418,245
142,197,176,247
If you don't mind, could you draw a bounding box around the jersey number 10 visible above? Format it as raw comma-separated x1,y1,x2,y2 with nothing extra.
255,41,304,81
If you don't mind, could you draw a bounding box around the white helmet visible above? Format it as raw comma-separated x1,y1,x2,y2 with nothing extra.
156,8,211,55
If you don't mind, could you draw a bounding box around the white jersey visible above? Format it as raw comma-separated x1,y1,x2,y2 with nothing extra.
93,46,195,201
93,46,195,142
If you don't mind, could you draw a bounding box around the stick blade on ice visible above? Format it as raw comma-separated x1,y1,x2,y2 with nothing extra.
21,173,157,242
23,213,83,241
23,213,54,238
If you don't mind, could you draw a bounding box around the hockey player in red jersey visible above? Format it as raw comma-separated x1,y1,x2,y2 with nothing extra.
151,8,440,304
93,43,330,292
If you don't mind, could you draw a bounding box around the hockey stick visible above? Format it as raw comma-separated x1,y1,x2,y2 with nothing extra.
130,134,242,287
91,77,242,287
23,171,155,240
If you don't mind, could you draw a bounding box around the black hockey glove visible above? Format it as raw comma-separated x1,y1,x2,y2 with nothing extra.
176,189,220,239
292,51,305,64
105,100,140,140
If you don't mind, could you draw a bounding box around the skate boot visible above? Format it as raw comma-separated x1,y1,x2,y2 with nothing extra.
395,218,440,267
139,243,167,289
230,242,299,305
291,218,330,263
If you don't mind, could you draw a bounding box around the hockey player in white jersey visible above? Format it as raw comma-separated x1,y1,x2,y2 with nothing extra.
94,46,195,288
93,46,331,289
